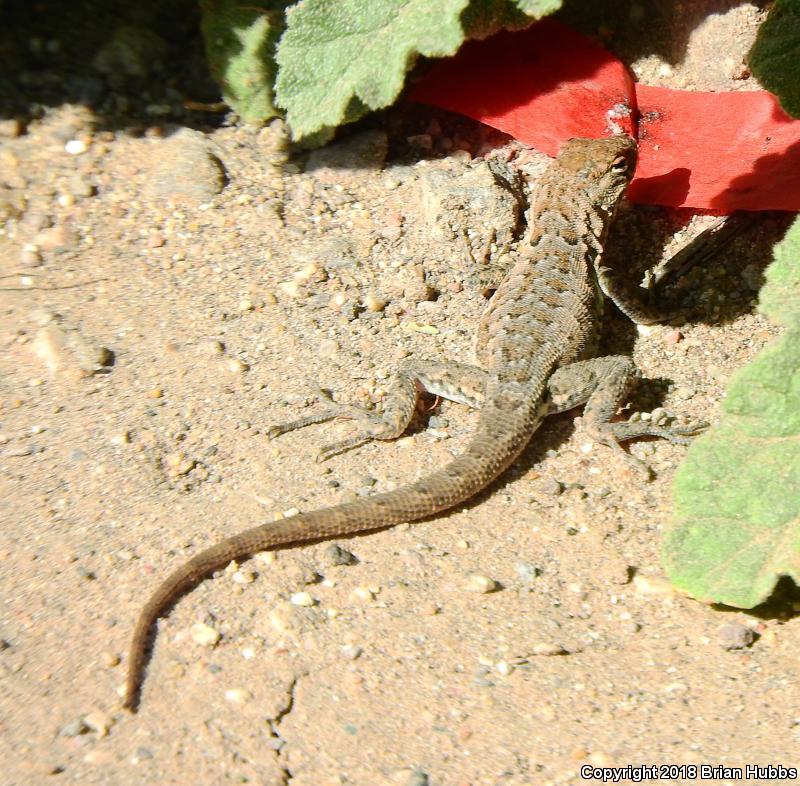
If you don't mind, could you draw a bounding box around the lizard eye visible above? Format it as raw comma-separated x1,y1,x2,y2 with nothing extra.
610,157,629,173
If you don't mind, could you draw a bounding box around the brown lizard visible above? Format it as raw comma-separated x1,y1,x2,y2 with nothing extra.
124,135,704,711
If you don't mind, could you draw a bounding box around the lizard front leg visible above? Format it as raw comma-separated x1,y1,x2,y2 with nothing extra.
268,360,489,461
547,356,707,473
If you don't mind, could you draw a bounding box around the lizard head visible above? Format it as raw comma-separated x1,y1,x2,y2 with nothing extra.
556,135,637,214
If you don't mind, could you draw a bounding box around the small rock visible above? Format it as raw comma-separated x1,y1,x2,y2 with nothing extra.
83,710,113,738
531,642,567,656
267,601,302,633
19,245,42,267
464,573,498,594
146,233,165,248
145,128,227,202
718,621,756,650
100,651,121,668
64,139,87,155
202,339,225,356
340,644,363,660
364,293,387,313
232,569,256,585
515,562,541,585
290,591,316,607
351,586,375,602
67,174,96,198
224,688,252,704
225,358,249,374
325,544,357,566
59,718,89,737
632,574,677,597
35,225,77,251
191,622,221,647
405,771,430,786
32,313,112,377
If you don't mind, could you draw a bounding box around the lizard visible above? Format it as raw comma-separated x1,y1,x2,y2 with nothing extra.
123,135,705,711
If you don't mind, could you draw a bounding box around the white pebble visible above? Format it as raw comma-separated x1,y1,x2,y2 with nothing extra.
191,623,221,647
633,575,677,597
224,688,251,704
64,139,87,155
351,586,375,602
290,591,315,607
232,569,256,585
464,573,497,594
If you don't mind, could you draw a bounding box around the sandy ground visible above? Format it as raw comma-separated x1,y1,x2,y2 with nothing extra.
2,3,799,785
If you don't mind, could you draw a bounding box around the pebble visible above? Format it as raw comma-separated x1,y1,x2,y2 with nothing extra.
515,562,542,585
290,591,316,607
224,688,252,704
632,574,677,597
191,622,221,647
351,586,375,602
232,569,256,585
325,544,357,566
19,245,42,266
83,710,113,737
132,746,154,763
59,718,89,737
464,573,498,594
531,642,568,656
144,128,227,201
278,280,303,298
67,174,95,198
225,357,249,374
340,644,363,660
164,451,195,476
406,771,430,786
718,621,755,650
34,225,77,251
146,232,165,248
267,601,302,633
99,651,121,668
64,139,87,155
364,293,388,312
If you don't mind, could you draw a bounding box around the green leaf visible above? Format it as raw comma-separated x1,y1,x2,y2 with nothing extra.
275,0,562,140
664,217,800,607
201,0,291,123
275,0,470,138
748,0,800,119
462,0,560,39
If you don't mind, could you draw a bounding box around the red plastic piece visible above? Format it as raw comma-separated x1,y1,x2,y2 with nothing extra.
410,21,636,157
410,20,800,212
632,85,800,211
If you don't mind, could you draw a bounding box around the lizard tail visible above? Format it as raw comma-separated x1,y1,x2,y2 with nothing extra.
124,406,541,711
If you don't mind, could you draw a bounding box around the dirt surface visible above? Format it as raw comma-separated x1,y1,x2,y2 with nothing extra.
2,3,799,785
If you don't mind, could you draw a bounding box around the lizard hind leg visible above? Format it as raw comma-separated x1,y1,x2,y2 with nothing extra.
267,360,489,462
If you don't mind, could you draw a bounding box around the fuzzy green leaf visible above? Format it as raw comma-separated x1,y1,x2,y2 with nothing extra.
748,0,800,119
463,0,560,39
664,217,800,607
201,0,291,123
275,0,561,139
